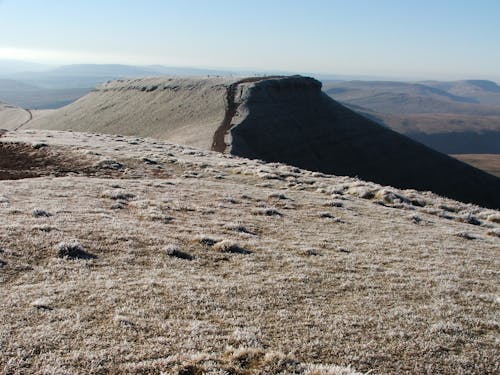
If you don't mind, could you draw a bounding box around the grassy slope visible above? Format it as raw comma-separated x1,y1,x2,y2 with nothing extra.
0,102,29,130
1,130,499,374
27,77,234,150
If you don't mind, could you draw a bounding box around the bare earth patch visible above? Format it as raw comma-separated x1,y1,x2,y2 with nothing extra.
0,141,90,180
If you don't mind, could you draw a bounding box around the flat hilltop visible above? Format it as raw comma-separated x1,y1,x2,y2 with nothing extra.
27,75,500,209
28,76,236,150
0,129,499,374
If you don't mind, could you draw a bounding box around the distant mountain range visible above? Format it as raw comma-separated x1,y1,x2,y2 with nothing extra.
0,59,52,74
0,62,238,108
0,63,237,89
324,80,500,154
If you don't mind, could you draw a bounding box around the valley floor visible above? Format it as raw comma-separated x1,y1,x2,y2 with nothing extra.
451,154,500,177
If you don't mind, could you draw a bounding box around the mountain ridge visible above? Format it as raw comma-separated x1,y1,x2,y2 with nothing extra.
26,75,500,209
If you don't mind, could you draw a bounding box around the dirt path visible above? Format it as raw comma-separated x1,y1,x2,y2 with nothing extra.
13,109,33,131
211,76,283,153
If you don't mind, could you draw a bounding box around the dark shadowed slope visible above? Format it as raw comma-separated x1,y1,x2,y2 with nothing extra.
228,77,500,209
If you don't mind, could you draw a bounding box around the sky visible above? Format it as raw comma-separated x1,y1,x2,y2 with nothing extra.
0,0,499,80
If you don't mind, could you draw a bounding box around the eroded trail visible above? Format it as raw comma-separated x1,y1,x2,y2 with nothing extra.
211,76,282,153
14,109,33,131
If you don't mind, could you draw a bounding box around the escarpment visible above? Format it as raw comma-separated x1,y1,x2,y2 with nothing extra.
27,75,500,209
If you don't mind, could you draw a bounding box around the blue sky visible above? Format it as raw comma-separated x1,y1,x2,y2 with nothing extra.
0,0,499,80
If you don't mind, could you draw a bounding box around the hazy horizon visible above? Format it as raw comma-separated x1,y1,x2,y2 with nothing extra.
0,0,499,81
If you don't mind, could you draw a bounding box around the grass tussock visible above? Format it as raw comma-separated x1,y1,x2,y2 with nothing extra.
252,207,283,216
165,244,194,260
56,240,97,260
31,208,52,217
100,189,136,201
213,240,251,254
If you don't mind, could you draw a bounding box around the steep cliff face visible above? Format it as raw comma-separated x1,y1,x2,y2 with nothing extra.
227,77,500,209
26,75,500,208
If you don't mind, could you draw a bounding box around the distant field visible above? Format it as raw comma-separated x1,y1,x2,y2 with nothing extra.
452,154,500,177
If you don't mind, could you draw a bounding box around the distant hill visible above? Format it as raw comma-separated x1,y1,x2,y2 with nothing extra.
324,80,500,154
27,76,500,209
0,63,237,108
422,80,500,106
45,64,161,78
4,65,157,89
2,63,236,90
0,79,39,90
323,80,500,113
0,59,52,74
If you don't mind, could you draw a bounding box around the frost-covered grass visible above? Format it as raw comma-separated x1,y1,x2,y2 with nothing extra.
0,130,499,374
